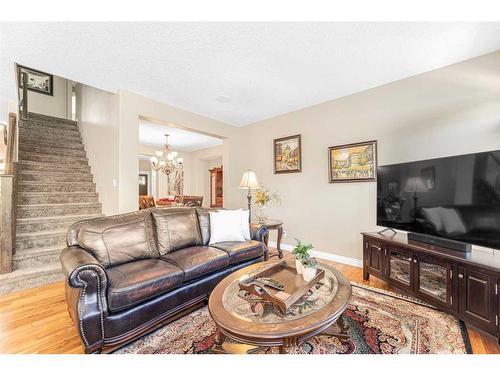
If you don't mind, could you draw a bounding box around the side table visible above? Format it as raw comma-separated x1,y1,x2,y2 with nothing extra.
252,219,284,258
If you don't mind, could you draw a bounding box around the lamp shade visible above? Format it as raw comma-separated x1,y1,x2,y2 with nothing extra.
404,177,428,193
239,170,260,189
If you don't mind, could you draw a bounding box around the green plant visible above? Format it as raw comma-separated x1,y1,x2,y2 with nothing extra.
301,256,318,269
292,238,313,261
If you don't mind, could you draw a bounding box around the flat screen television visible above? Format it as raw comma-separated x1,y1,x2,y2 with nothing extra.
377,150,500,250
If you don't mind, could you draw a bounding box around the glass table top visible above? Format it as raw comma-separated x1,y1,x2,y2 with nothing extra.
222,263,339,324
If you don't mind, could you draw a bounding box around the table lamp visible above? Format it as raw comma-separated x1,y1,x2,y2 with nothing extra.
239,169,260,222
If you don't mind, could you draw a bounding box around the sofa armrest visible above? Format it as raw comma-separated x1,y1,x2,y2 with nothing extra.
250,223,268,242
250,224,269,260
60,246,108,353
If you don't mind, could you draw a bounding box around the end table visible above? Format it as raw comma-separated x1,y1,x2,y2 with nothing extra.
252,219,284,258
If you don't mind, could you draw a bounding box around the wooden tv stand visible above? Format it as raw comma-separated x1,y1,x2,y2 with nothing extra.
362,231,500,343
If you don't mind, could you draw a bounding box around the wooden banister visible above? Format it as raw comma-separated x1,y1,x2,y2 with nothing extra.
5,112,17,175
0,112,19,274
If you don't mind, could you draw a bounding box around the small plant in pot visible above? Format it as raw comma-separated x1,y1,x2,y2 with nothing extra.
292,239,313,274
301,256,318,282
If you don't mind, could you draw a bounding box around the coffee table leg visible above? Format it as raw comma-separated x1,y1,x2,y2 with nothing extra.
212,329,261,354
277,225,283,259
212,330,227,354
321,315,350,342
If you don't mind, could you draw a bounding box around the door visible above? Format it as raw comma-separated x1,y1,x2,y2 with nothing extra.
414,254,455,310
364,238,384,278
139,173,148,196
458,267,498,332
385,245,413,291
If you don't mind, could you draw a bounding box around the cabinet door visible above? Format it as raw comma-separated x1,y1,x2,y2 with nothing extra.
385,246,413,290
414,254,455,310
459,267,498,332
365,240,384,278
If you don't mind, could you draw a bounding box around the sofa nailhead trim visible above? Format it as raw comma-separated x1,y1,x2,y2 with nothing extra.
77,269,105,349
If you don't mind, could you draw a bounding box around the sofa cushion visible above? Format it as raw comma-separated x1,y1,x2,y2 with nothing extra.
76,210,158,268
211,240,264,265
195,207,217,245
161,246,229,282
151,208,202,255
107,259,184,312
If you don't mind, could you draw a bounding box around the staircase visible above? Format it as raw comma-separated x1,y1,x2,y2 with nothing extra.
0,113,102,295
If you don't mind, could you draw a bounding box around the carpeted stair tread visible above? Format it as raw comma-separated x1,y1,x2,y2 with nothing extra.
0,264,63,295
28,112,78,125
17,192,99,204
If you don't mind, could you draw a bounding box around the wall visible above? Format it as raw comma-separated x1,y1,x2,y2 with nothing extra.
117,91,236,213
76,83,119,215
227,51,500,260
28,75,72,119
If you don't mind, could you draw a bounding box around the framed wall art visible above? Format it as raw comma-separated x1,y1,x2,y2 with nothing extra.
329,140,377,183
18,65,54,96
274,134,301,174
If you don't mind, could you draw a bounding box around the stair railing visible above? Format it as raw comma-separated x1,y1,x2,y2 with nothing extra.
17,64,29,120
0,112,19,274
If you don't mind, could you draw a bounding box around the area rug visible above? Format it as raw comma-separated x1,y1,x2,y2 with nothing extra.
116,284,472,354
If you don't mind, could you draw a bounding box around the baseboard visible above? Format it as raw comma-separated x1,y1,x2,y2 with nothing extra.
268,241,363,268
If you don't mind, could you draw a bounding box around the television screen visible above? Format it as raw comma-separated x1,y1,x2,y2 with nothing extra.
377,150,500,250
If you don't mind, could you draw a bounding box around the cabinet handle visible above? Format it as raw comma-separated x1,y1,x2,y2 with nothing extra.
413,259,417,263
458,274,464,279
373,245,380,250
408,257,412,261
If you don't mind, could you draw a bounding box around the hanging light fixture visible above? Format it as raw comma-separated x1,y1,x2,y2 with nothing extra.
150,134,184,175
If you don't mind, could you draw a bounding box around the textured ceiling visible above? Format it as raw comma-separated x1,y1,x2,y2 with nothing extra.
139,120,222,152
1,22,500,126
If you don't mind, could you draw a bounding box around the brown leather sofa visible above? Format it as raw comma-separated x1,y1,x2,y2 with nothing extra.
60,207,269,353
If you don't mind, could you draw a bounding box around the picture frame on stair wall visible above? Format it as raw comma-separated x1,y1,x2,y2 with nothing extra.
17,65,54,96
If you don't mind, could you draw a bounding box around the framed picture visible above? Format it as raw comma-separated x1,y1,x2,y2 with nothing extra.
18,65,54,96
274,134,301,174
329,140,377,183
420,166,436,190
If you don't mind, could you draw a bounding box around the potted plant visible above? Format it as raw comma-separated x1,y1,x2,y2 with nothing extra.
301,256,318,282
292,239,313,274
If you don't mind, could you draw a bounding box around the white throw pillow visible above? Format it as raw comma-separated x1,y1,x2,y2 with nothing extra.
439,208,467,234
240,210,251,240
421,207,444,232
209,210,245,244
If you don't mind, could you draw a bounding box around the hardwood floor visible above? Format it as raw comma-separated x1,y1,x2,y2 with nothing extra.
0,251,498,354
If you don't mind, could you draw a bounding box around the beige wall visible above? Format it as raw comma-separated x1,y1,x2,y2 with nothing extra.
117,91,235,213
29,75,71,119
227,51,500,260
76,83,119,215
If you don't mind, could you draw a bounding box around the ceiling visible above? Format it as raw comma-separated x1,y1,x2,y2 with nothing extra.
1,22,500,126
139,120,223,152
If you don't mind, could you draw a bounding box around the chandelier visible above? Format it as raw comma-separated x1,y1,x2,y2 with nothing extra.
150,134,184,175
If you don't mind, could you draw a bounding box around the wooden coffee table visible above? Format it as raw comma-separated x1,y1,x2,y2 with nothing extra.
208,259,352,354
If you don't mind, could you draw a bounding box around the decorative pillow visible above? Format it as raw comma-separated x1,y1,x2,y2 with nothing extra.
421,207,444,232
439,208,467,234
209,210,245,244
240,210,251,240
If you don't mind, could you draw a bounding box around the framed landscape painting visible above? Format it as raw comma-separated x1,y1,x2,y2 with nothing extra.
274,134,301,174
18,65,54,96
329,140,377,183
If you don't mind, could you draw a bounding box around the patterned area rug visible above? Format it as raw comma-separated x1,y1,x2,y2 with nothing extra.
116,284,472,354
